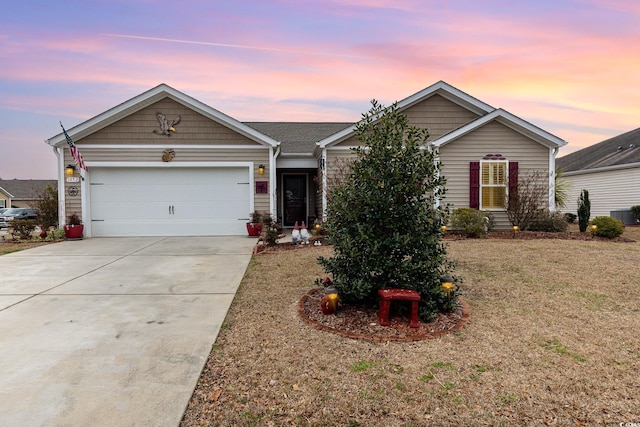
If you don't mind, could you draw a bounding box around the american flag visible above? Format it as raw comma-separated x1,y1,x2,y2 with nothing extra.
60,122,88,171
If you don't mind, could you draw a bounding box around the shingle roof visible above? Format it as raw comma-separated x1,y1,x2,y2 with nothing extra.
245,122,353,153
0,180,57,200
557,127,640,172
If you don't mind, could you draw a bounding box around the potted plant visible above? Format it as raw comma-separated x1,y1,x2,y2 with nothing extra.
64,212,84,240
246,210,263,237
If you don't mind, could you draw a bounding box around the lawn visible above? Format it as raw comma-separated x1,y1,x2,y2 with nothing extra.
182,228,638,425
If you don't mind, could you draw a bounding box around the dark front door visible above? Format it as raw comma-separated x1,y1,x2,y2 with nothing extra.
283,174,307,226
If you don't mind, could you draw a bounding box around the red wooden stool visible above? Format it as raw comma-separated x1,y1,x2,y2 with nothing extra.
378,289,421,328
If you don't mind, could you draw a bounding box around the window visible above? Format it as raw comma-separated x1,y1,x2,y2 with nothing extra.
0,199,5,208
481,161,507,209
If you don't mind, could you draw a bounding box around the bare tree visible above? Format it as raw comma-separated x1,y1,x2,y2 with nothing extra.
506,170,548,230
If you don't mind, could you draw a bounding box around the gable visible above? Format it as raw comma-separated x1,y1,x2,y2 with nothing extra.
77,98,263,146
403,94,481,140
434,109,566,150
47,84,279,149
440,120,549,165
319,80,493,149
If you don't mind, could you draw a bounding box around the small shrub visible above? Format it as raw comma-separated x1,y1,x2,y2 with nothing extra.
564,212,577,223
482,211,496,232
46,228,67,241
249,210,262,224
450,208,487,237
528,210,568,232
630,205,640,223
260,213,282,246
592,216,624,239
67,212,82,225
10,219,37,240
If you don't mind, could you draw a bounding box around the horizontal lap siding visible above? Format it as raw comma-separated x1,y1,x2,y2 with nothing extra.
403,94,480,140
562,167,640,219
439,120,549,229
325,149,357,185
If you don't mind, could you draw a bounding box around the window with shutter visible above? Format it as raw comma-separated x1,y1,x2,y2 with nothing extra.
481,161,507,209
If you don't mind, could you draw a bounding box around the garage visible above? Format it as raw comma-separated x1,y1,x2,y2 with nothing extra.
88,167,251,237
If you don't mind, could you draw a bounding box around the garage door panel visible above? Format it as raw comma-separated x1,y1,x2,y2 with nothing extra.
89,167,251,236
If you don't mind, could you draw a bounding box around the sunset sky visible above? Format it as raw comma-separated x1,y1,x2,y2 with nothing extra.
2,0,639,179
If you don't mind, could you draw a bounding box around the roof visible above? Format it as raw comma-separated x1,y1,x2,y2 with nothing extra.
557,127,640,173
0,180,57,200
316,80,565,150
46,84,280,148
245,122,352,153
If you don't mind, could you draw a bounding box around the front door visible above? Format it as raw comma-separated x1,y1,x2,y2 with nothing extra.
283,174,307,227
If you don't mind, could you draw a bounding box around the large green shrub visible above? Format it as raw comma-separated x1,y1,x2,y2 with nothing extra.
630,205,640,223
592,216,624,239
450,208,487,237
577,189,591,232
318,101,456,321
528,210,568,232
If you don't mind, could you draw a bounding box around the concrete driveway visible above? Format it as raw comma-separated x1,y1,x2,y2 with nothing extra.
0,236,255,426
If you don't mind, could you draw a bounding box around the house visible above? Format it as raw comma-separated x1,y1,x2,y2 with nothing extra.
0,179,57,208
556,127,640,223
46,82,566,237
0,186,12,209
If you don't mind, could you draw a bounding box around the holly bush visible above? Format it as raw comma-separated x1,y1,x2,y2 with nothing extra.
592,216,624,239
318,101,457,321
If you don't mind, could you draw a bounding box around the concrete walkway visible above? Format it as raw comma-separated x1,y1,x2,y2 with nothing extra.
0,236,255,426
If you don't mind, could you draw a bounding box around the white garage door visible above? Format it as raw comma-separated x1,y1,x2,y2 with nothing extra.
89,167,251,236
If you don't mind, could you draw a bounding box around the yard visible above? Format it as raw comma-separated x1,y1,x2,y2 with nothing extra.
181,227,640,426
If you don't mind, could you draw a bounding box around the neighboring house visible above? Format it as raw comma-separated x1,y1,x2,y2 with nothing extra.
46,82,566,237
556,127,640,223
0,179,56,208
0,186,13,209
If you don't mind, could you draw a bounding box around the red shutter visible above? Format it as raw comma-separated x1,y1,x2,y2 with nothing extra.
469,162,480,209
508,161,519,206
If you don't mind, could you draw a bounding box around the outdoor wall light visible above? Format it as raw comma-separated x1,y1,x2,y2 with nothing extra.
65,164,76,176
441,276,454,298
258,164,265,175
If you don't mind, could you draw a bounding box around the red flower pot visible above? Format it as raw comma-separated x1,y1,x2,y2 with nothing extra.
64,224,84,240
246,222,262,237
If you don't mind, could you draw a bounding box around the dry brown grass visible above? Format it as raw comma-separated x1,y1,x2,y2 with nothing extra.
182,228,640,426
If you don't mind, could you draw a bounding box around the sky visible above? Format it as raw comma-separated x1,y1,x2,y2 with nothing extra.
2,0,639,179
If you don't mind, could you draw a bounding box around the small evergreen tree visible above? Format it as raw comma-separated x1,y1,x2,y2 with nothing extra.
577,189,591,232
318,101,456,321
34,184,58,230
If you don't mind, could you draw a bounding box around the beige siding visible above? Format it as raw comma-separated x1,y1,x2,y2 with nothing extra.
324,149,357,186
404,94,480,140
78,98,263,146
333,135,361,148
561,167,640,219
439,120,549,229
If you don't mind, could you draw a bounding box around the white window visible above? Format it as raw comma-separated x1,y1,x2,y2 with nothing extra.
481,161,507,209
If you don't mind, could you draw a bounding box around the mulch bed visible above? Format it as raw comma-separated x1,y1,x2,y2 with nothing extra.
298,287,470,342
445,230,636,242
